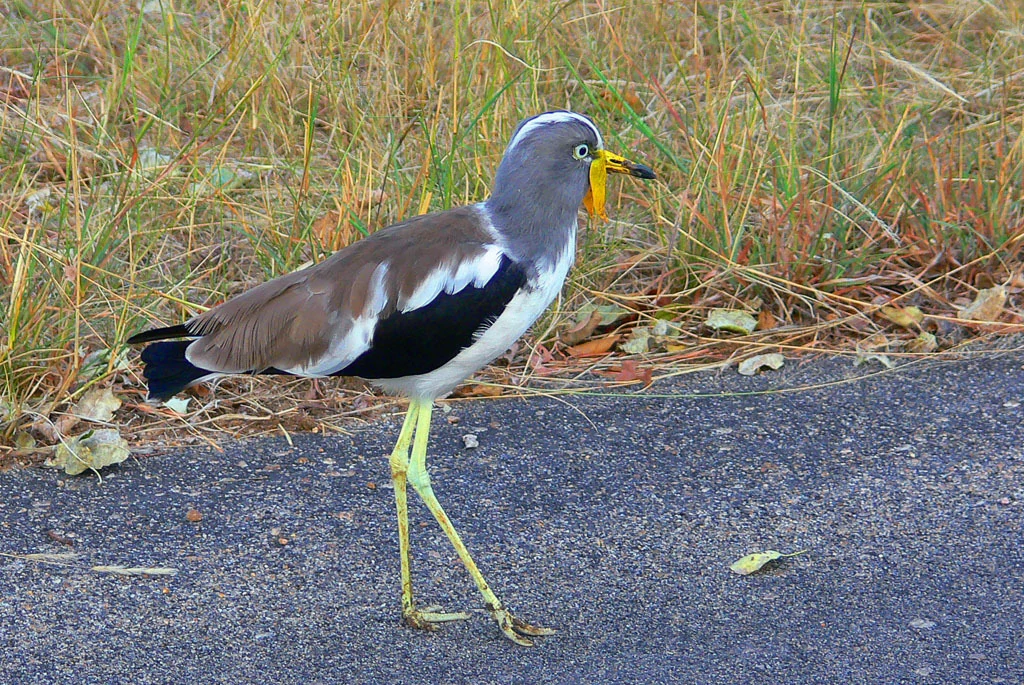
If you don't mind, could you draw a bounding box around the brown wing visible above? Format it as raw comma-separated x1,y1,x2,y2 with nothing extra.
182,206,498,374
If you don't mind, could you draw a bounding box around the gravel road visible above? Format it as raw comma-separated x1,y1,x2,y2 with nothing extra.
2,352,1022,684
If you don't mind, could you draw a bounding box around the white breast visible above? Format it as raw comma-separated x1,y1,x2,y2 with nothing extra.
374,230,576,401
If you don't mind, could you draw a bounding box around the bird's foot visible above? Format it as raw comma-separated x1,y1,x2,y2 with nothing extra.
403,605,471,631
488,605,556,646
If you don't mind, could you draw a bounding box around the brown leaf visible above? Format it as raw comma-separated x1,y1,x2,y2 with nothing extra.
559,309,603,346
454,384,503,398
958,285,1006,322
567,334,620,358
54,413,81,438
611,359,652,384
757,310,777,330
311,210,353,252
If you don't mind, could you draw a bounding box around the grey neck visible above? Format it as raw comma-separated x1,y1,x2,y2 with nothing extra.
484,190,579,270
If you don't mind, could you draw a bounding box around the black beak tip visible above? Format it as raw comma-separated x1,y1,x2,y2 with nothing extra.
631,163,656,180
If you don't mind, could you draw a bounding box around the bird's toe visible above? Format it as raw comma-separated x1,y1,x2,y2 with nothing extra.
403,606,471,631
490,606,555,646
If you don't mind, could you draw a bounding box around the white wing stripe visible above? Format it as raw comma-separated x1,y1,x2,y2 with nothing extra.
398,245,504,313
365,261,390,316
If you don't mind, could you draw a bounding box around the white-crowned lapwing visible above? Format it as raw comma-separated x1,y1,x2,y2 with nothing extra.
128,111,656,645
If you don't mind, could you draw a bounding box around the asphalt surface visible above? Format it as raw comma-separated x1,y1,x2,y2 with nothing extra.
2,351,1023,684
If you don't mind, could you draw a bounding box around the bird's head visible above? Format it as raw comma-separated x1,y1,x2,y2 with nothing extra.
492,111,656,221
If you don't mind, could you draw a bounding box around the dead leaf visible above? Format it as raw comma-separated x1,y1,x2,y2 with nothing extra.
738,353,785,376
52,429,130,475
855,351,895,369
859,332,891,350
13,431,37,450
454,384,503,398
71,387,121,423
312,210,354,252
50,414,81,440
958,285,1006,322
91,565,178,576
706,309,757,335
559,309,603,346
567,334,621,358
582,303,632,327
730,549,808,575
907,332,938,353
620,327,651,355
757,310,777,331
879,305,925,329
163,396,191,414
606,359,652,384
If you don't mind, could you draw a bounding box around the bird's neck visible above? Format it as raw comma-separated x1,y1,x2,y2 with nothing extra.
482,196,579,271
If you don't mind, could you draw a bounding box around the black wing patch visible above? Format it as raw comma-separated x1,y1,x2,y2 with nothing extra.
337,255,528,379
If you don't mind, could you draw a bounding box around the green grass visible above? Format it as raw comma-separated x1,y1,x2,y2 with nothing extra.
2,0,1022,449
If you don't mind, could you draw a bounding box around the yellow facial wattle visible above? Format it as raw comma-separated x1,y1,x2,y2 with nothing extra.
582,148,655,221
583,151,609,220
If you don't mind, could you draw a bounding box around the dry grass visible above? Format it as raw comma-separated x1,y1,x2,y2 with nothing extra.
2,1,1023,460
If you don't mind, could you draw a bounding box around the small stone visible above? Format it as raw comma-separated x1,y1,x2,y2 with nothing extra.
463,434,479,449
910,618,935,629
185,509,203,523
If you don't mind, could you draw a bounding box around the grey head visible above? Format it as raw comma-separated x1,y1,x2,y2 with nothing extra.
485,111,603,266
484,111,655,268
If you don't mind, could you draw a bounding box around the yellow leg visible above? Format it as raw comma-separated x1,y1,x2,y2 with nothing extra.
390,400,469,629
406,399,555,646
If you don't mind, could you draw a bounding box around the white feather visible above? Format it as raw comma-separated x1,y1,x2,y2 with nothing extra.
398,245,504,313
505,111,603,155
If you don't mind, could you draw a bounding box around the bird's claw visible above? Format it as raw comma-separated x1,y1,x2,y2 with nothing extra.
403,605,471,631
489,605,556,646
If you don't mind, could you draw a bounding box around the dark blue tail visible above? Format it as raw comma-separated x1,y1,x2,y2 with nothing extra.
139,340,211,401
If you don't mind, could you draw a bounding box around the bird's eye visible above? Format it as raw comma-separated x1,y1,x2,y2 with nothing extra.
572,143,590,160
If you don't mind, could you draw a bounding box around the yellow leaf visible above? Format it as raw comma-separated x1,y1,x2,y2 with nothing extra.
71,387,122,423
879,305,924,329
620,326,651,354
738,353,785,376
730,549,808,575
958,285,1006,322
706,308,757,335
907,332,938,353
53,429,130,475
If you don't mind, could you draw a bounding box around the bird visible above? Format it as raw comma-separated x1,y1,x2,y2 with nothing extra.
127,111,656,645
